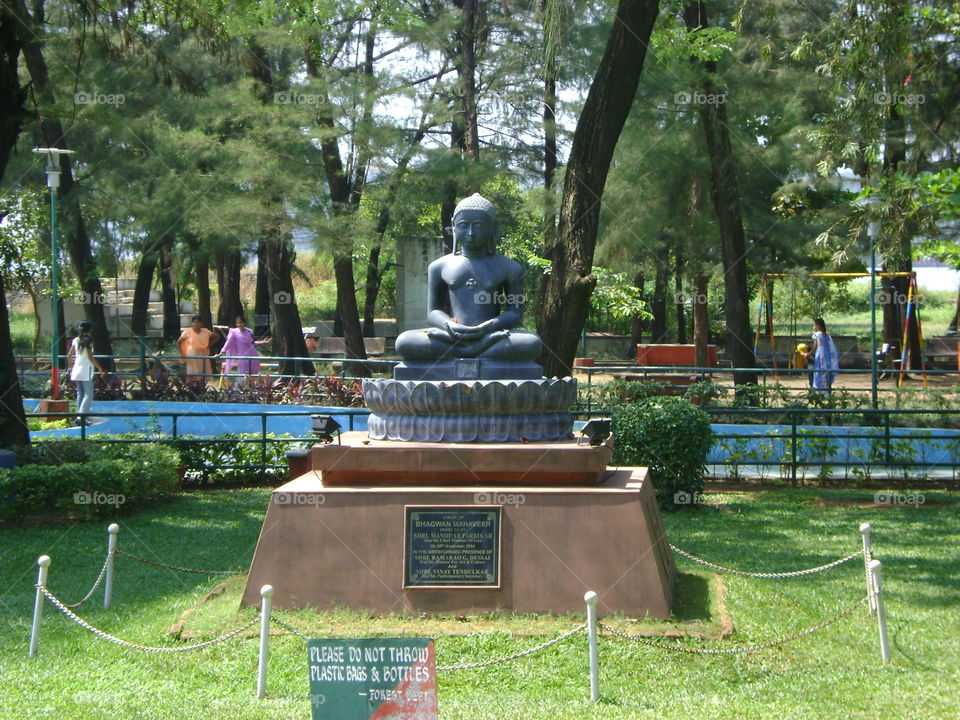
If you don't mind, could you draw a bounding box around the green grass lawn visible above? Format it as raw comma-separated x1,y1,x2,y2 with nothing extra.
1,487,958,719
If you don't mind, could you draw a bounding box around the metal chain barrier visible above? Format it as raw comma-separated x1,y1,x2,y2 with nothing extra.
669,545,864,578
864,546,877,598
436,623,587,671
271,615,312,641
62,551,114,609
115,548,241,576
37,584,260,653
599,595,868,655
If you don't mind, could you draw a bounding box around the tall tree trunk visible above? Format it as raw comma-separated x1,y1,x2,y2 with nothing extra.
266,235,313,377
453,0,481,161
360,87,439,336
27,286,40,355
630,272,646,352
56,297,67,361
362,243,382,337
674,249,686,344
308,41,369,372
158,241,180,343
538,0,660,377
0,0,29,446
131,249,157,338
693,272,710,368
16,0,114,370
630,271,645,353
333,298,344,337
194,249,212,329
650,260,668,343
332,250,368,375
543,70,558,249
216,249,244,325
0,272,29,447
254,239,271,337
441,117,467,254
684,0,757,387
948,287,960,335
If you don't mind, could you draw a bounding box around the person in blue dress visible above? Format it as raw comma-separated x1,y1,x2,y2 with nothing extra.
804,317,839,395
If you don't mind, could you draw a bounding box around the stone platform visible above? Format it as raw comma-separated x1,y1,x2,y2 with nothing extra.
241,467,676,617
289,431,614,486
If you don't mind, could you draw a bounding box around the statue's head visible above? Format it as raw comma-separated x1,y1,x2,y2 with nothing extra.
452,193,498,255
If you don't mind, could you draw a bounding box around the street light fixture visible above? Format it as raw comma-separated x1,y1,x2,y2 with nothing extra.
31,147,74,401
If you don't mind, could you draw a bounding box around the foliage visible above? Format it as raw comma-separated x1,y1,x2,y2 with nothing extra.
166,434,301,486
1,442,180,522
611,397,713,508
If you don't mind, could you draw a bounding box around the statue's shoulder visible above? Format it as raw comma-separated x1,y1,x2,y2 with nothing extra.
427,253,457,272
495,253,524,277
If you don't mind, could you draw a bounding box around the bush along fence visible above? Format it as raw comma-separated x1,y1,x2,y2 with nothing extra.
28,524,891,704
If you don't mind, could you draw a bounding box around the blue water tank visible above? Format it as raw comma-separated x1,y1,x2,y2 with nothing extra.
0,449,16,470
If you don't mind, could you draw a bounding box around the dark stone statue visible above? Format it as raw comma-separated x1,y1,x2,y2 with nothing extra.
394,193,541,368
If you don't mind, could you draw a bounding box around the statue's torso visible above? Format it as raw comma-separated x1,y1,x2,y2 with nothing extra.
436,254,519,326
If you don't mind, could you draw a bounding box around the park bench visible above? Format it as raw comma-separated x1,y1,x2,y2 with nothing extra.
614,344,718,398
924,336,960,369
307,336,386,357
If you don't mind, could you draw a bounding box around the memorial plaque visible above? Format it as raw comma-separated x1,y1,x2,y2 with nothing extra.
307,638,437,720
404,506,501,588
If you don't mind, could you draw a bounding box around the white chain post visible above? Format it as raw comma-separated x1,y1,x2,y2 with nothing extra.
29,556,51,657
104,524,119,609
584,591,599,702
859,523,876,615
869,560,890,664
257,585,274,698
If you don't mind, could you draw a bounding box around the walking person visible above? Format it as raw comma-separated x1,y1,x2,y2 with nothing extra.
216,316,270,389
66,321,106,426
178,315,220,384
804,318,840,396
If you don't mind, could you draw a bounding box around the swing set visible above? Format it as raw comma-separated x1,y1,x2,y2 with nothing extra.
755,271,927,387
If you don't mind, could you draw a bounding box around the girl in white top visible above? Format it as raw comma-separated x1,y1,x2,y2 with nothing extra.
66,321,106,424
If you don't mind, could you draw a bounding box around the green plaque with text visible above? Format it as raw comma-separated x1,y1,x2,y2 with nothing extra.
404,506,501,588
307,638,437,719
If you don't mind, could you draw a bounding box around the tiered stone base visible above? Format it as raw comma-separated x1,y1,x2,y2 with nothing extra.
362,377,576,442
241,465,677,617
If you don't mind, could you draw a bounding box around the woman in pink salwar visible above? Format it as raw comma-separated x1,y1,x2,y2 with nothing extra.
217,316,271,387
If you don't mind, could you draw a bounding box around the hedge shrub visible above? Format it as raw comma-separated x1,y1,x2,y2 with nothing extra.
167,433,300,486
611,396,713,509
1,443,180,522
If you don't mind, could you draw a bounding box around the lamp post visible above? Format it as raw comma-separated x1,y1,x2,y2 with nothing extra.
31,147,74,401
